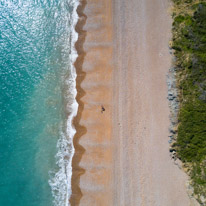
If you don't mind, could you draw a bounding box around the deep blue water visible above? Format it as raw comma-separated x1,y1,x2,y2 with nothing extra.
0,1,77,205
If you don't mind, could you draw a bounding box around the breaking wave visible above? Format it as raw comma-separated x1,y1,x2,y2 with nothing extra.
48,0,79,205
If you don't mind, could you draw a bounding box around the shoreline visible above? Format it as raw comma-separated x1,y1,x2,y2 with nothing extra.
70,0,192,205
70,0,87,205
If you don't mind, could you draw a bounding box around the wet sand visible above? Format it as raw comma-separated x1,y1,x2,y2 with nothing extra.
71,0,191,205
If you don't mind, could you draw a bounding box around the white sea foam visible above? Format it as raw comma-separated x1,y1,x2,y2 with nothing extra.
48,0,79,205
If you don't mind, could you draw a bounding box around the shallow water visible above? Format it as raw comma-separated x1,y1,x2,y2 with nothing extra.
0,0,78,205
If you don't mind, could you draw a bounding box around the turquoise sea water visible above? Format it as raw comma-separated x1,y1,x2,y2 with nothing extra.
0,1,78,205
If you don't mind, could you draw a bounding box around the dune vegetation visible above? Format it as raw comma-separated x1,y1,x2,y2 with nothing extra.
171,0,206,203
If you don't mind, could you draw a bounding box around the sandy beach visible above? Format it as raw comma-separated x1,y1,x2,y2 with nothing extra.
71,0,191,205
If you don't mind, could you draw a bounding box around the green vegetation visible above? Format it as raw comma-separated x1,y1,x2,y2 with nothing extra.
171,0,206,203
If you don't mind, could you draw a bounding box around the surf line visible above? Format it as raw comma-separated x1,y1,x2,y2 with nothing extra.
48,1,80,206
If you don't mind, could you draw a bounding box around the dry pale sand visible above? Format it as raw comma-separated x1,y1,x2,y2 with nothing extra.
71,0,192,205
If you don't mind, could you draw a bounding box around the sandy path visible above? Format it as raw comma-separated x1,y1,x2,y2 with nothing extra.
71,0,191,205
112,0,191,205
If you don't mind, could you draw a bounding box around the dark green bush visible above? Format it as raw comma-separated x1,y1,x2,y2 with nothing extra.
172,1,206,200
175,4,206,163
